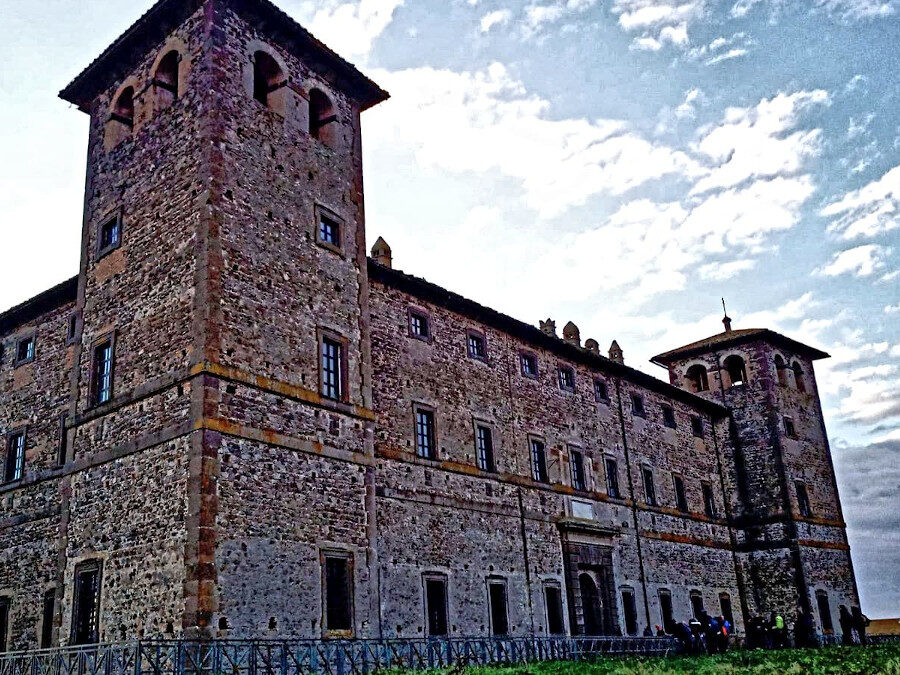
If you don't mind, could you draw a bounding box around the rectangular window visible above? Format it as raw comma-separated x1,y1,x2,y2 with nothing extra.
57,415,68,467
783,416,797,438
621,589,638,635
545,585,565,635
91,338,114,406
467,332,487,360
631,394,645,417
702,482,717,518
673,474,688,512
690,592,705,620
796,481,811,517
409,310,430,341
415,408,436,460
97,215,122,259
317,211,341,249
605,457,621,498
557,367,575,392
15,337,35,365
719,593,734,627
659,590,674,630
425,576,448,636
661,404,676,428
323,554,353,633
691,416,704,438
41,589,56,649
816,591,833,633
520,352,538,378
570,449,586,492
594,379,609,403
488,581,509,635
0,597,8,653
320,335,345,401
71,561,102,646
530,438,548,483
67,314,78,344
475,425,495,472
4,431,25,484
642,467,657,506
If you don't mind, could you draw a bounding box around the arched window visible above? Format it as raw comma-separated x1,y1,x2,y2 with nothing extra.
309,88,337,147
685,364,710,393
112,87,135,127
792,361,807,393
154,50,180,105
252,51,285,112
774,355,788,386
723,355,748,387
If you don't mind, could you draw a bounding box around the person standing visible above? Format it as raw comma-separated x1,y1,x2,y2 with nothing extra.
839,606,854,645
852,607,870,647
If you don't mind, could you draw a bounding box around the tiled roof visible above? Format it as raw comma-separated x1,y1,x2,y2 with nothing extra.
651,328,830,365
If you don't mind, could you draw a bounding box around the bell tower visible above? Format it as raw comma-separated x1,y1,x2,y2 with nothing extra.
652,320,859,634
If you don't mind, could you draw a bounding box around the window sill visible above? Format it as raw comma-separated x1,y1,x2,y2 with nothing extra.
96,243,121,261
315,239,344,256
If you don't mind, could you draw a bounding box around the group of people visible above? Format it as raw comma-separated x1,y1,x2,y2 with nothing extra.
839,605,871,646
659,612,733,655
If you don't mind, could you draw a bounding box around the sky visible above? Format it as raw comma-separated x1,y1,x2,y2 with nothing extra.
0,0,898,616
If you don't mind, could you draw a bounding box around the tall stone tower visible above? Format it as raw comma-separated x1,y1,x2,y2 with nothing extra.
652,319,859,632
56,0,387,642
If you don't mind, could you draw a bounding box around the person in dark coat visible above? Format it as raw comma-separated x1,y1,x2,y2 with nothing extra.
795,608,815,648
839,605,854,645
852,606,870,646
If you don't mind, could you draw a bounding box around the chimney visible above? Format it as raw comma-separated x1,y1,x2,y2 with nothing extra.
585,339,600,355
540,319,557,337
371,236,392,268
563,321,581,347
609,340,624,364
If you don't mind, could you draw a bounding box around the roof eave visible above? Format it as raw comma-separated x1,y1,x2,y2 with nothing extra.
651,330,830,366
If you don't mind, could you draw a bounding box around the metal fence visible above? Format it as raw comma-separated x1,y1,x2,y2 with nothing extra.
0,637,679,675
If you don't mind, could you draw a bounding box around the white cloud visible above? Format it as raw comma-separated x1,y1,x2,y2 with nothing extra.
302,0,404,60
690,90,829,195
822,165,900,240
705,48,748,65
686,32,752,64
366,63,703,217
847,113,876,139
698,259,755,280
730,0,766,17
612,0,705,50
480,9,512,32
885,304,900,314
521,0,600,35
816,244,893,277
817,0,897,20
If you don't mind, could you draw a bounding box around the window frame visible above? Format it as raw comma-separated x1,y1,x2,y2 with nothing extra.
89,333,116,408
70,560,103,646
557,365,575,393
673,473,688,513
96,212,123,260
423,573,449,637
661,404,677,429
621,587,638,635
0,596,8,654
466,330,488,362
690,415,705,439
569,446,586,492
544,583,565,635
702,481,717,518
604,456,621,499
67,313,80,346
40,589,56,649
719,593,734,627
314,204,344,254
642,466,657,506
658,589,674,630
486,577,509,636
816,590,833,634
796,480,812,517
413,404,437,460
4,428,27,484
519,351,539,379
529,436,549,484
593,379,609,404
783,416,797,438
321,549,354,637
407,307,432,343
689,590,705,620
631,393,646,418
15,335,36,366
474,422,496,473
318,329,349,403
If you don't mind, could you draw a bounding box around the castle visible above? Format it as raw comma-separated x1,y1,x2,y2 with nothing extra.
0,0,859,651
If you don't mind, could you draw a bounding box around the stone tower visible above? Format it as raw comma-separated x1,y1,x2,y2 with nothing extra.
652,322,860,632
56,0,387,642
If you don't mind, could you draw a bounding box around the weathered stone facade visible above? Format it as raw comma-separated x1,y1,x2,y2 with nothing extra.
0,0,858,652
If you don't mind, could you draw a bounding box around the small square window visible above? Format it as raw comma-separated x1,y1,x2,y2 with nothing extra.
97,215,122,259
691,416,704,438
594,379,609,403
783,416,797,438
15,337,35,365
318,212,341,249
467,332,487,360
409,310,430,341
520,352,538,379
631,394,645,417
558,366,575,392
661,404,676,428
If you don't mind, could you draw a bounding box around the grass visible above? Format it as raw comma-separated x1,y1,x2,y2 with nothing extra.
428,644,900,675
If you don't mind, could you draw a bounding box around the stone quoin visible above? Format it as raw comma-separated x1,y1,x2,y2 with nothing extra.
0,0,858,650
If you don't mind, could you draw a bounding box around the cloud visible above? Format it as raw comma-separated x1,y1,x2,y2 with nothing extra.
366,63,703,217
690,90,829,195
822,165,900,240
520,0,600,35
301,0,404,59
698,259,755,280
480,9,512,32
612,0,705,50
816,244,893,277
731,0,897,20
685,32,753,65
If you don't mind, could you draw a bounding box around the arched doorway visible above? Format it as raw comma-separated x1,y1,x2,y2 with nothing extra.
579,573,603,635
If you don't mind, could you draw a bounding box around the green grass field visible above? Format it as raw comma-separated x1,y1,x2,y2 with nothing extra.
435,644,900,675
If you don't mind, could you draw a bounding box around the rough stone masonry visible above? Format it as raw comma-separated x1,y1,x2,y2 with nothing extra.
0,0,859,651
